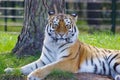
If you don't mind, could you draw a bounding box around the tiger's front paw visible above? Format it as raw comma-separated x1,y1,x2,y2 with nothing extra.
4,67,13,73
27,74,42,80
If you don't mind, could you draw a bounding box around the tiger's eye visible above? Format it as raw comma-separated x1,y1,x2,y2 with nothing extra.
67,25,71,29
52,26,55,29
52,23,58,28
51,24,56,29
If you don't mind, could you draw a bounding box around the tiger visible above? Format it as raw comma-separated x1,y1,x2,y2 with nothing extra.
5,11,120,80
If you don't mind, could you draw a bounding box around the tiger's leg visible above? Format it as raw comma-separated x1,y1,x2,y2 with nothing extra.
4,59,45,75
27,59,78,80
107,53,120,80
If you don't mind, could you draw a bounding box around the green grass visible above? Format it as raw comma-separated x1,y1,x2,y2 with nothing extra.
0,53,39,74
0,26,22,32
0,32,18,53
0,18,23,32
0,31,120,79
0,32,17,53
79,33,120,50
0,32,39,74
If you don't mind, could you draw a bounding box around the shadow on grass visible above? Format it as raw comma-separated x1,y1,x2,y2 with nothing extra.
0,74,26,80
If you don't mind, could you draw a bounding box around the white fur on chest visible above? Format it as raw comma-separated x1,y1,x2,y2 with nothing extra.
41,40,71,62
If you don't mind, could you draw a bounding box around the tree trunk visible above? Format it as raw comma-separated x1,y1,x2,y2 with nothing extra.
12,0,65,56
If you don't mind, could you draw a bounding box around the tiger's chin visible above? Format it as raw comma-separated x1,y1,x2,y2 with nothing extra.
56,40,68,44
53,38,74,44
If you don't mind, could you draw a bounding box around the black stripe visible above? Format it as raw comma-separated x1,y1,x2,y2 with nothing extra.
103,54,108,61
48,33,51,36
102,50,106,54
100,69,102,75
60,47,70,53
71,44,81,60
113,62,119,72
43,51,55,60
88,45,91,50
44,45,52,53
41,60,46,65
104,49,108,52
71,25,74,32
44,53,52,62
107,54,113,60
94,64,98,73
46,24,49,32
85,56,88,65
35,63,38,69
58,43,69,49
102,61,106,74
108,54,118,65
72,33,75,36
61,54,71,58
108,50,111,53
30,67,34,71
46,24,52,36
74,26,76,32
109,67,111,76
95,53,101,65
91,56,93,65
94,47,99,52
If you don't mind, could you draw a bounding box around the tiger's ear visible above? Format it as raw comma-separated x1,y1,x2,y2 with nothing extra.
48,11,55,15
48,11,55,19
71,13,78,22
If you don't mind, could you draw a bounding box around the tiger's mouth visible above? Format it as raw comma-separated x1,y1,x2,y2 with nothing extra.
53,38,68,41
58,38,67,40
53,37,72,43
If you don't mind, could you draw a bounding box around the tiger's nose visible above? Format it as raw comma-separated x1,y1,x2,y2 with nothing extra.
59,33,64,37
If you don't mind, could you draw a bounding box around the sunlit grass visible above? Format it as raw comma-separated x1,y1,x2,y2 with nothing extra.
0,32,39,74
79,33,120,50
0,32,19,53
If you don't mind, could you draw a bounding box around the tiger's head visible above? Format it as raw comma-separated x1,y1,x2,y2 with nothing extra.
45,11,79,44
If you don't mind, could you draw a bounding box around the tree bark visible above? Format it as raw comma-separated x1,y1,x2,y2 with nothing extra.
12,0,65,56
